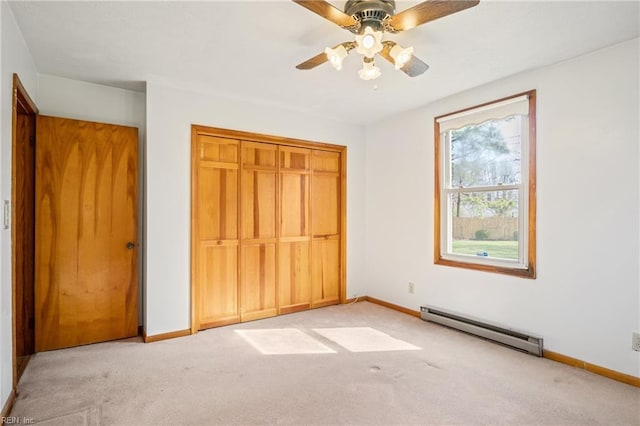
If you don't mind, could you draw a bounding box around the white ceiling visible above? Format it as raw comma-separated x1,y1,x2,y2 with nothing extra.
8,0,640,125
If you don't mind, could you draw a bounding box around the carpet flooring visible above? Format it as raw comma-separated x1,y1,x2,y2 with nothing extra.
10,301,640,425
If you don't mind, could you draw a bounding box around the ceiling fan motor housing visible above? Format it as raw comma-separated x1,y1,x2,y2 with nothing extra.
345,0,396,33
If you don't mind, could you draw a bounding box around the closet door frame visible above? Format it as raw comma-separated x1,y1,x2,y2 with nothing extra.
190,125,347,333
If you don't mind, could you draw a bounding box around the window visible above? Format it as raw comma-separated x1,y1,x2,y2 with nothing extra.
434,91,536,278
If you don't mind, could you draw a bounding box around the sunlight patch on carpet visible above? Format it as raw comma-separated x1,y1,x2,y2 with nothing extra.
313,327,421,352
235,328,336,355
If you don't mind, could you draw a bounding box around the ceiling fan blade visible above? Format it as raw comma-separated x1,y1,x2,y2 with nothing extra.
292,0,358,29
296,52,330,70
399,55,430,77
296,41,356,70
388,0,480,32
379,41,429,77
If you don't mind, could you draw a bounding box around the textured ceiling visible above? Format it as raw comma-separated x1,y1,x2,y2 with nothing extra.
8,0,640,125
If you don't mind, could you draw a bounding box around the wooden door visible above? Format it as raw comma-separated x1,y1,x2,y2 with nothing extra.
278,147,311,314
15,112,36,358
193,135,240,330
240,142,278,321
35,115,138,351
311,150,341,308
13,74,37,378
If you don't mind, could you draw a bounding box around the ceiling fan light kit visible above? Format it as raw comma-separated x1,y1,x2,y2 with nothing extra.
358,57,382,80
293,0,480,81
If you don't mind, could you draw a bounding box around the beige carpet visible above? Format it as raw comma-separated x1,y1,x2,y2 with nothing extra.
11,302,640,425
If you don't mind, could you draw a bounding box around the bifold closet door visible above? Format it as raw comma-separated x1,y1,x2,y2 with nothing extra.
194,136,240,329
192,125,346,332
278,147,311,314
240,142,278,321
311,150,341,307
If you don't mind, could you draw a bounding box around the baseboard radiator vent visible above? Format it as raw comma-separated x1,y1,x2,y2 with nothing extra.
420,305,543,357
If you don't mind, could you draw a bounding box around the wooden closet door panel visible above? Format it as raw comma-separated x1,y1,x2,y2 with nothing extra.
241,243,277,321
311,150,341,307
193,136,240,330
199,168,238,241
311,174,340,236
241,170,277,240
242,141,277,168
311,237,340,307
280,147,310,171
278,147,311,313
197,136,239,242
199,245,239,327
311,150,340,238
312,150,340,173
280,147,310,238
240,141,278,321
280,173,309,238
278,241,311,313
199,135,240,164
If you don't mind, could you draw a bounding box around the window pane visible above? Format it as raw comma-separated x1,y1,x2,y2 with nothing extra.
449,190,519,260
435,91,535,277
450,116,522,188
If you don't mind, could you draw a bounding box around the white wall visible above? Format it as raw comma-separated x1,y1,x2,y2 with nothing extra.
37,74,145,129
145,82,366,336
365,39,640,377
0,0,38,410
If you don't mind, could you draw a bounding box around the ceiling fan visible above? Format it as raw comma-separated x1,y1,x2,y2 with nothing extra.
293,0,480,80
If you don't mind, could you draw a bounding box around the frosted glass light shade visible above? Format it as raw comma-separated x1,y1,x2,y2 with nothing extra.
325,45,349,70
358,60,381,80
355,27,383,58
390,45,414,70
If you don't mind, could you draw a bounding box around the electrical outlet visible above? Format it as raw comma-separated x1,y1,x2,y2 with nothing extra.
408,282,415,294
632,332,640,352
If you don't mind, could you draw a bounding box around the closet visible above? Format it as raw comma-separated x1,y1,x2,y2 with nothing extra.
191,126,345,332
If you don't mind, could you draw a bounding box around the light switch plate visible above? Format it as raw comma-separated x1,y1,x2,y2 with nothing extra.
3,200,9,229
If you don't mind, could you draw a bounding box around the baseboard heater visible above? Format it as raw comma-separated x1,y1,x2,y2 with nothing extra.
420,305,543,357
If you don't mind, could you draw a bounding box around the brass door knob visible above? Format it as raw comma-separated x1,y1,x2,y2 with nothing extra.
126,242,135,250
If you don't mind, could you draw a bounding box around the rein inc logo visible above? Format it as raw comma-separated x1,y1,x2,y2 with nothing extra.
1,417,34,424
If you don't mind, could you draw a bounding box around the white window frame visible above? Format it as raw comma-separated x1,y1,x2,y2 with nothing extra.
434,91,536,278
